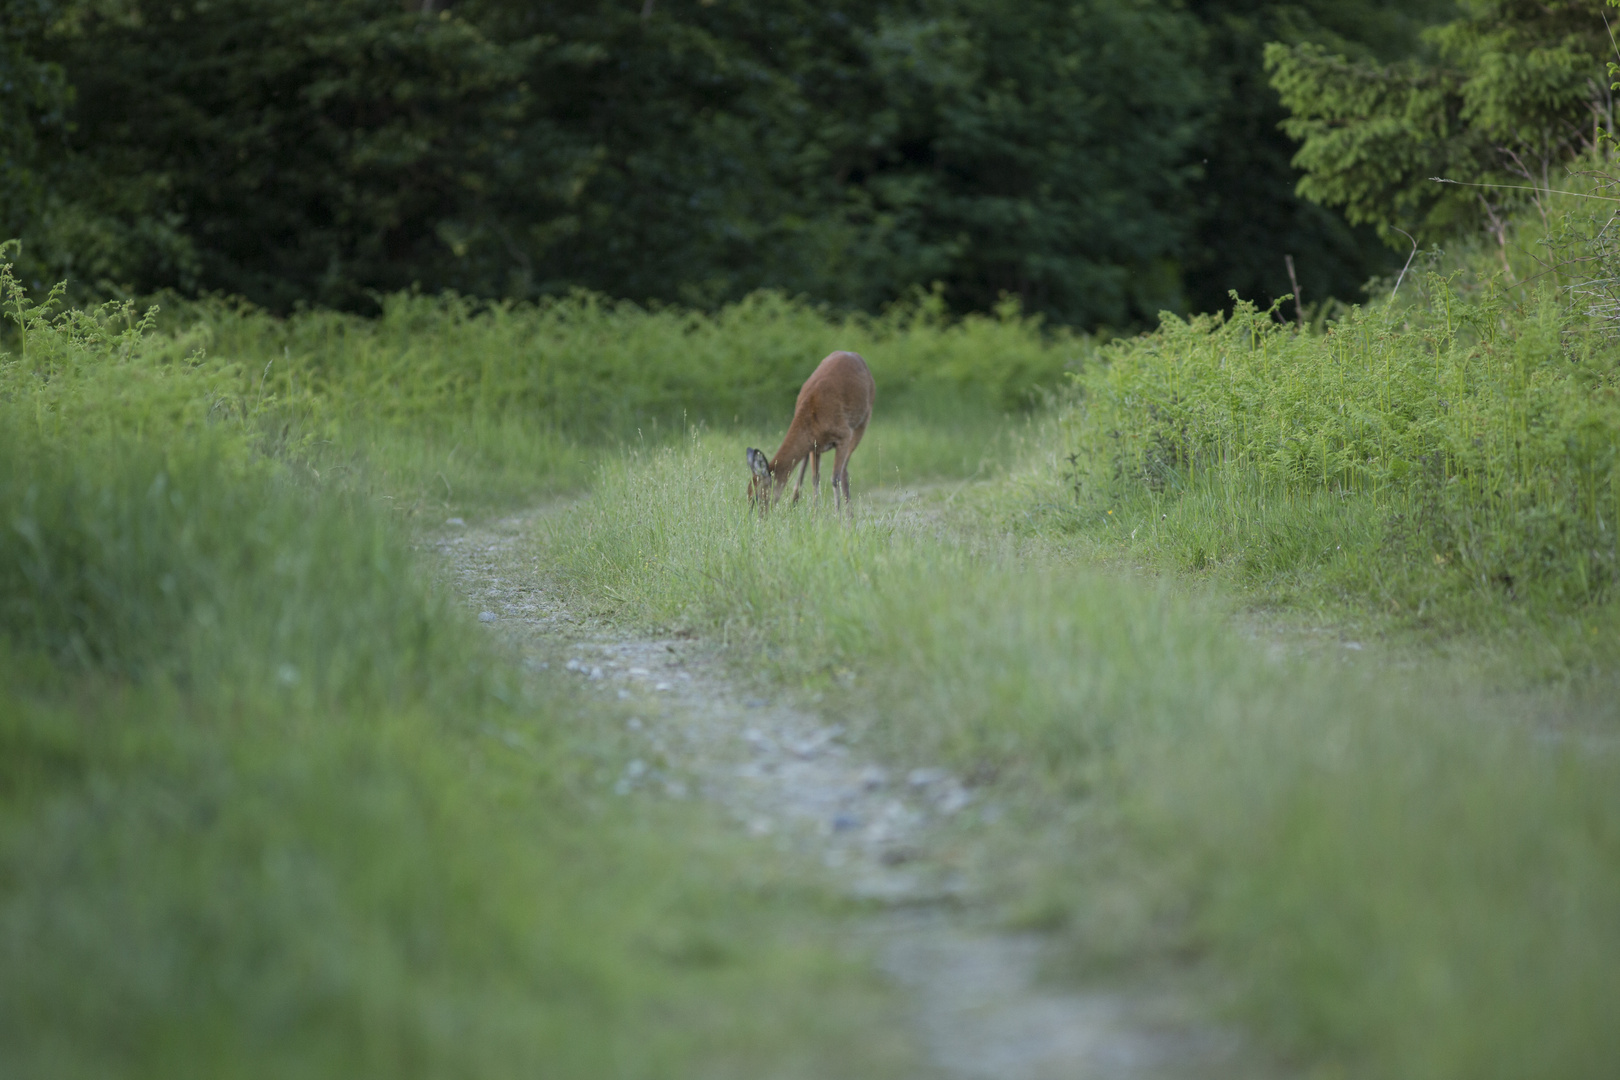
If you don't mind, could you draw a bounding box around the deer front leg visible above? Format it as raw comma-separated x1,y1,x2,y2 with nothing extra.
812,449,822,507
832,443,852,516
790,454,810,505
837,424,865,518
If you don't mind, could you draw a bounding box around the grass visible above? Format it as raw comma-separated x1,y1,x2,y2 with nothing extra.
174,287,1078,431
1036,173,1620,669
0,265,924,1078
3,280,1069,519
8,175,1620,1080
540,434,1620,1080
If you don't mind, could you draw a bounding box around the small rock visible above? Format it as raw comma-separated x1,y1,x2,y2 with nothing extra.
881,799,921,828
857,765,889,791
831,812,862,832
478,611,497,623
564,658,583,672
626,717,644,731
589,666,604,680
617,689,631,700
936,787,973,816
747,816,774,837
612,778,632,796
1343,641,1364,651
628,667,651,676
446,517,466,526
908,767,948,789
744,697,769,708
743,729,773,752
676,672,692,681
626,759,647,779
789,725,845,759
654,681,673,692
663,780,688,799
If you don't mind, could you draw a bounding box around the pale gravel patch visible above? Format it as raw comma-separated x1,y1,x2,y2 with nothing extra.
431,504,1273,1080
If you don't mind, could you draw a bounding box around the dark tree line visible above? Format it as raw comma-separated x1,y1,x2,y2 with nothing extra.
3,0,1457,326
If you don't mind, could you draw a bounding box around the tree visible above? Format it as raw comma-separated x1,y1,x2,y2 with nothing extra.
10,0,1476,324
1178,0,1454,316
1,0,74,291
44,0,558,308
1266,0,1615,247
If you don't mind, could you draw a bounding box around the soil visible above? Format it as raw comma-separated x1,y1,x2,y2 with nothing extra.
433,503,1268,1080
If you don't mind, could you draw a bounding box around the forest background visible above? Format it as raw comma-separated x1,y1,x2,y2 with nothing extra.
2,0,1466,329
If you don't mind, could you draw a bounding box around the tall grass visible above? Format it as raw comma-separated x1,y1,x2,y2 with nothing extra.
0,264,921,1078
1060,280,1619,611
177,288,1078,435
23,284,1074,515
543,435,1620,1080
1046,181,1620,640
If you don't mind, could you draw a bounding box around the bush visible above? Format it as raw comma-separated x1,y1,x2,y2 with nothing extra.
1057,187,1620,616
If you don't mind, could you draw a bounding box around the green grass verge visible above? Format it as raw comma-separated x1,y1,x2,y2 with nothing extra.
0,269,920,1078
541,435,1620,1080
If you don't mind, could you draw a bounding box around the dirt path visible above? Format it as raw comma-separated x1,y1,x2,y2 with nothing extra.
433,503,1262,1080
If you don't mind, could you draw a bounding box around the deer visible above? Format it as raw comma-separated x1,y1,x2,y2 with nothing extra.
746,350,875,517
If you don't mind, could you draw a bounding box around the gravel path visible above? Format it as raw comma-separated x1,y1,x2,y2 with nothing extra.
434,504,1264,1080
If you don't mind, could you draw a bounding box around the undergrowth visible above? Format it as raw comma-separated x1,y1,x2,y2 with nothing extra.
1043,176,1620,657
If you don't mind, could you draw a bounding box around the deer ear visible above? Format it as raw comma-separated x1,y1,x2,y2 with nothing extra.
747,448,770,478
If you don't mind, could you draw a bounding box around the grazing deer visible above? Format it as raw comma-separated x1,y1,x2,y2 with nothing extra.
747,350,875,516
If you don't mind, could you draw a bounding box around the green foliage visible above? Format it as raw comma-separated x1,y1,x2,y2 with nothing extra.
0,3,74,292
1267,0,1617,244
0,249,920,1080
1048,174,1620,641
9,0,1446,325
1178,0,1452,316
173,285,1073,512
190,287,1077,434
6,170,1620,1080
1067,286,1620,607
34,0,1211,324
3,238,1077,511
854,0,1207,323
543,434,1620,1080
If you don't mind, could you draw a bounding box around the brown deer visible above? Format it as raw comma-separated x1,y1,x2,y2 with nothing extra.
747,350,875,516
